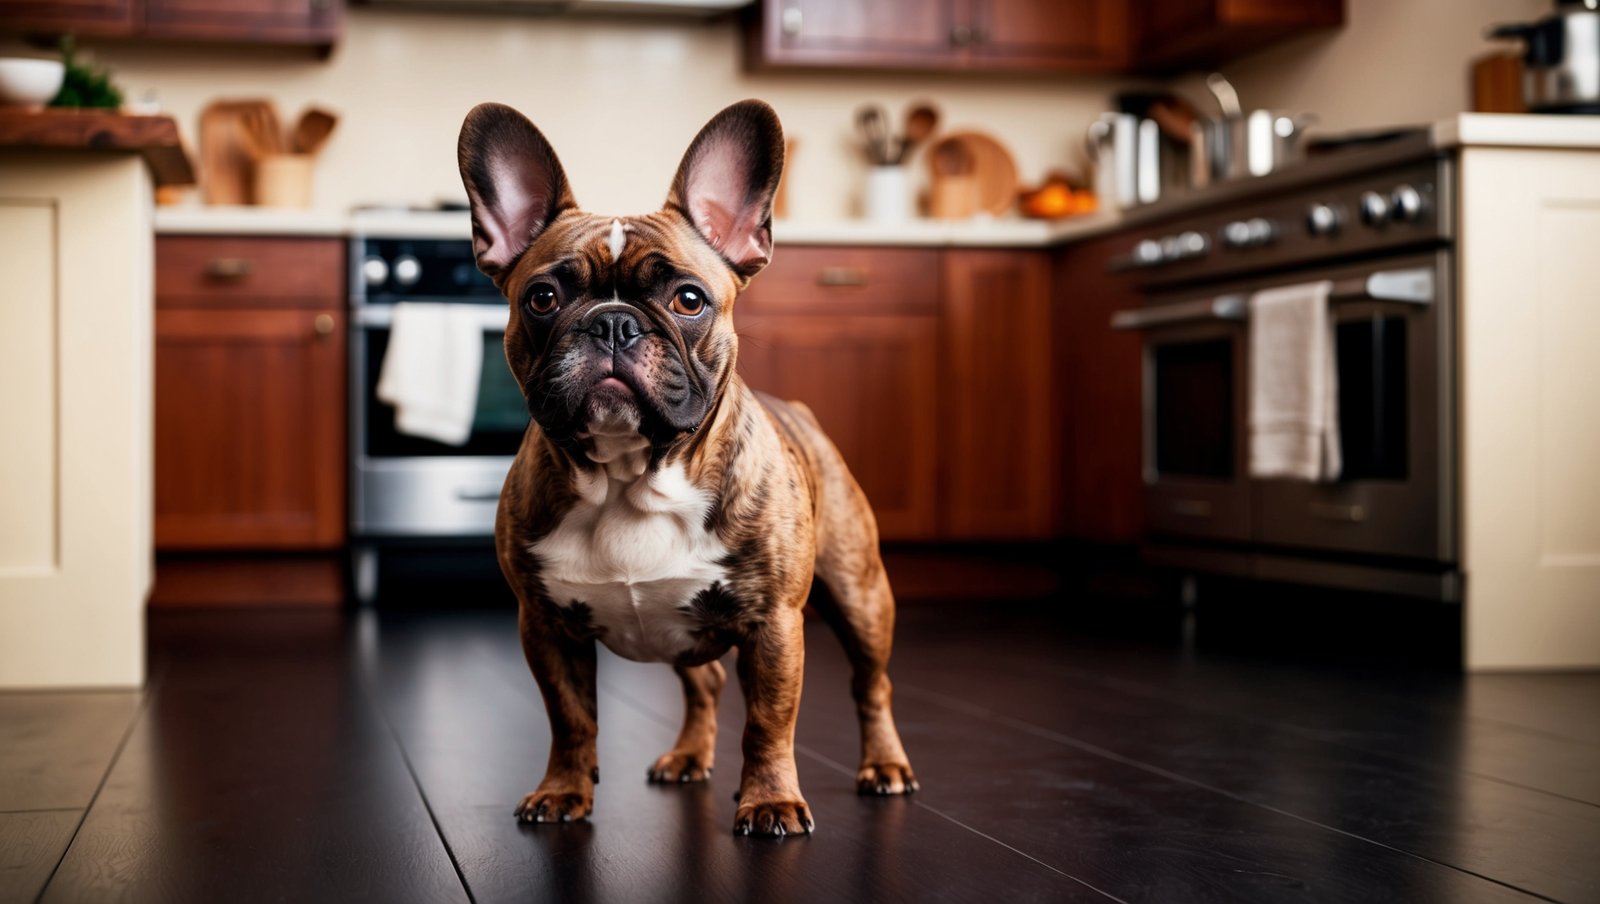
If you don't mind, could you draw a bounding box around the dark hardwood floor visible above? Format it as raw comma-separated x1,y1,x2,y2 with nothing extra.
4,596,1599,903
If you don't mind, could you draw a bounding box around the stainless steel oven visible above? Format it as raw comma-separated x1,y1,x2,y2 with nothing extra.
348,226,527,603
1109,150,1461,600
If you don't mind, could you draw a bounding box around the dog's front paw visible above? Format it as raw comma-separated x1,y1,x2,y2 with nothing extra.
514,786,593,824
647,750,713,784
856,762,919,796
733,797,814,837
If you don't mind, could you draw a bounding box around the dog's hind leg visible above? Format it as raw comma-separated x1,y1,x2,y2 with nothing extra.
648,661,725,783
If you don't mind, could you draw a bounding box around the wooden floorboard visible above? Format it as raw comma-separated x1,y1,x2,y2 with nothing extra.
0,692,141,811
0,810,80,904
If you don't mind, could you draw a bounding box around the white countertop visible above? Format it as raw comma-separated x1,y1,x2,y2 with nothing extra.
154,204,1118,247
1433,112,1600,150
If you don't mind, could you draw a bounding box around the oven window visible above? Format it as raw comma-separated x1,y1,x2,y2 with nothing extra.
363,329,529,457
1336,316,1409,480
1153,339,1235,479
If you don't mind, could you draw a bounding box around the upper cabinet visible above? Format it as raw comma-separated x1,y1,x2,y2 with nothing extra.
746,0,1340,75
0,0,343,51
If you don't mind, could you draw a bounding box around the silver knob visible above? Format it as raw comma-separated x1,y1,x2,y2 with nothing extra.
1244,217,1276,246
1176,230,1209,259
1359,191,1389,226
1133,239,1163,266
1306,203,1341,237
781,5,802,35
1221,221,1251,249
362,255,389,286
393,254,422,286
1159,235,1183,262
1391,184,1424,222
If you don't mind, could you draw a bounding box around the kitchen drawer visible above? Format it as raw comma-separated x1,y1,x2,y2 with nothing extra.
157,236,344,308
741,246,939,316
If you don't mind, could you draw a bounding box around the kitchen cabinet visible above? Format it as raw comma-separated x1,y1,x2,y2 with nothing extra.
737,245,1057,541
1052,233,1144,544
747,0,1125,73
0,0,341,50
154,236,345,551
1133,0,1343,72
745,0,1339,74
940,249,1055,538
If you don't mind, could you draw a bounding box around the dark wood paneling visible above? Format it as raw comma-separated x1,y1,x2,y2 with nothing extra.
0,110,193,187
143,0,340,45
149,553,343,607
1054,235,1144,544
968,0,1128,70
156,236,343,309
0,0,134,35
0,810,82,904
939,249,1055,539
748,0,965,70
738,313,940,540
0,693,140,811
1135,0,1343,71
154,307,345,550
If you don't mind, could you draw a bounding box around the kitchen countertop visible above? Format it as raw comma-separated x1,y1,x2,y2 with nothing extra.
0,109,194,187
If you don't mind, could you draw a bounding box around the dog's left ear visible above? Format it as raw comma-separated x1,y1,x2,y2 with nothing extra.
666,99,784,280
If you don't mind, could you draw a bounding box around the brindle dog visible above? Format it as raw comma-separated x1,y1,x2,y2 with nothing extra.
458,99,916,837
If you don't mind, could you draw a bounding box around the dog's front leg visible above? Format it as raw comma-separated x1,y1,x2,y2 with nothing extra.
733,606,813,836
515,603,599,823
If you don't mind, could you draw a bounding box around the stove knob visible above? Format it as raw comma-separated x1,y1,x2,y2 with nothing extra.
361,255,389,287
1175,230,1209,260
1159,235,1183,262
1221,220,1252,249
1359,191,1390,226
1245,217,1277,246
1132,239,1163,267
1306,203,1341,237
1391,184,1424,223
393,254,422,287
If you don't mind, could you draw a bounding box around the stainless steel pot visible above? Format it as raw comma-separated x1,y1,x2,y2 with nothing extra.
1087,113,1181,209
1489,0,1600,113
1189,74,1315,187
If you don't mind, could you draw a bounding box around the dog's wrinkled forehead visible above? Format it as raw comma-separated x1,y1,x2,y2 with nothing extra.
506,210,739,303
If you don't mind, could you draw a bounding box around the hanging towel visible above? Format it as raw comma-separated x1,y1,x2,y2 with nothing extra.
1248,280,1342,482
376,302,485,446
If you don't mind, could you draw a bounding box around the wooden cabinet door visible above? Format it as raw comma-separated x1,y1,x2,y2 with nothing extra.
940,250,1056,539
0,0,134,35
750,0,964,70
967,0,1127,70
142,0,341,45
737,314,941,541
154,308,345,550
1134,0,1342,71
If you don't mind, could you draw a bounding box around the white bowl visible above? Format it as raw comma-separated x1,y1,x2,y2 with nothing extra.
0,58,65,110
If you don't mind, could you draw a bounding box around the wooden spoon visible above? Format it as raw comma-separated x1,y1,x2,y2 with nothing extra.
292,107,338,156
897,101,940,164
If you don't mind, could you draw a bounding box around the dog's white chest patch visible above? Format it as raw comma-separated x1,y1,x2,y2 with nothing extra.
530,462,727,663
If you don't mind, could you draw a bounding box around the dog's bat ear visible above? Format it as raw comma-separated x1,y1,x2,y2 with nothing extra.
665,99,784,280
457,103,576,281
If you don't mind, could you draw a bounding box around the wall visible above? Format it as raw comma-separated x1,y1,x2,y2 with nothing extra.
1191,0,1549,133
85,9,1128,220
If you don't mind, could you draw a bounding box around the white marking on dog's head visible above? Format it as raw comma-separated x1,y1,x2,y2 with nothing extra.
607,219,626,260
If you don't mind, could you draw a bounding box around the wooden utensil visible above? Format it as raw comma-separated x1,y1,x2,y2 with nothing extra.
239,103,283,160
198,99,260,205
927,137,977,219
856,104,892,166
897,101,939,164
929,130,1018,217
291,107,337,156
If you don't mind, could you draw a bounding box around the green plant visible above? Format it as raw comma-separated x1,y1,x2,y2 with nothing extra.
49,37,123,110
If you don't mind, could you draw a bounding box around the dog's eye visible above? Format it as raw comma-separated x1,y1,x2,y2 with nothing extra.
670,286,707,317
525,282,559,315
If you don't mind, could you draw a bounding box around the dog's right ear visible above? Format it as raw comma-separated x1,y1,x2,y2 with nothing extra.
457,103,576,281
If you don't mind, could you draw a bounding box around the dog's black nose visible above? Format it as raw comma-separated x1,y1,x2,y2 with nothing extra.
585,310,643,351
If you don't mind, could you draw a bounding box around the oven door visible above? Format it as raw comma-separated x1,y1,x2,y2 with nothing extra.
1113,295,1252,543
350,302,530,537
1253,253,1455,563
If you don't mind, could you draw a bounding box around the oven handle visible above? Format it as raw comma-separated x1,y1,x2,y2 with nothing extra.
353,304,509,330
1330,268,1434,305
1111,295,1247,330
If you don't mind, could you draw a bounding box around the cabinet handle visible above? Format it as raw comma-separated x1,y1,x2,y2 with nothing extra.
1171,499,1214,518
816,266,868,287
313,313,336,338
1310,503,1365,523
205,257,253,280
970,25,989,44
781,5,802,35
950,24,973,46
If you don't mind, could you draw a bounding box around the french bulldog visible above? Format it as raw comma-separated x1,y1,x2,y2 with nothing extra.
457,99,916,837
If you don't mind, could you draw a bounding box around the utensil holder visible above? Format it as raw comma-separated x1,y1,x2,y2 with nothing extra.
863,166,912,223
254,154,315,208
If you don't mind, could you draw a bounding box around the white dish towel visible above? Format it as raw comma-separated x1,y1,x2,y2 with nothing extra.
1248,280,1342,482
376,302,485,446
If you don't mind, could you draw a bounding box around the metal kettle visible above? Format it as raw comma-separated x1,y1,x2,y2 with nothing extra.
1489,0,1600,113
1189,74,1316,188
